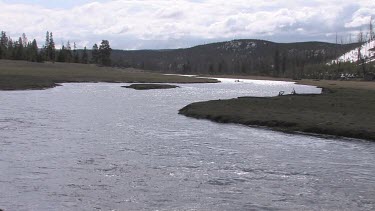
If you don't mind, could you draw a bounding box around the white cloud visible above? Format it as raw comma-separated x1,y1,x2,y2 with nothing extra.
345,7,374,28
0,0,374,49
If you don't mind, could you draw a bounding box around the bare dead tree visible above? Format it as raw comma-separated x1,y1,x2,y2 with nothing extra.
370,17,374,41
358,29,364,43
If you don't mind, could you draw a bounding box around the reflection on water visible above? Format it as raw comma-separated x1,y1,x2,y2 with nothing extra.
0,80,374,211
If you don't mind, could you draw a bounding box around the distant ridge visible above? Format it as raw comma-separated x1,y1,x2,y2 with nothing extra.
110,39,360,78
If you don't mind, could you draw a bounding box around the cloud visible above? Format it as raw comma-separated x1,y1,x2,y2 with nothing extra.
0,0,374,49
345,7,374,28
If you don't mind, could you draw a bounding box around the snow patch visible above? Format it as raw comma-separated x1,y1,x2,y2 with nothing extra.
217,40,257,52
330,40,375,64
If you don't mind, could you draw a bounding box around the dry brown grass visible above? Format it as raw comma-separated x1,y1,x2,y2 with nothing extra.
0,60,217,90
180,77,375,141
297,79,375,91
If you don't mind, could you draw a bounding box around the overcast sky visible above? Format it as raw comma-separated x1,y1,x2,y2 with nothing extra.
0,0,374,49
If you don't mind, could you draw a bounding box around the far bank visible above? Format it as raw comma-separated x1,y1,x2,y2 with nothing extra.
0,60,218,91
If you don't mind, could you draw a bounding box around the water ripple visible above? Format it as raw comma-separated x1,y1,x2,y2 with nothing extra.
0,82,374,211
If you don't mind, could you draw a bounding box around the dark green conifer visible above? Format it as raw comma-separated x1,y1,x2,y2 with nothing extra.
99,40,112,66
49,32,55,61
91,43,99,64
81,46,88,64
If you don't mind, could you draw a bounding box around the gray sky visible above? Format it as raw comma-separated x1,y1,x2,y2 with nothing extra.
0,0,374,49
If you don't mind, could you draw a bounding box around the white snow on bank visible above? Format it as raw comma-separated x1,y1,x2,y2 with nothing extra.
331,40,375,64
210,78,295,85
165,73,295,85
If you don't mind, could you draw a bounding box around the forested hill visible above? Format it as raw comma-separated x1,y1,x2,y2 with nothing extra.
111,39,360,78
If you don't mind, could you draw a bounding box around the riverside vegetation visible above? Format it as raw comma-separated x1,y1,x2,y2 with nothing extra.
0,60,217,90
179,80,375,141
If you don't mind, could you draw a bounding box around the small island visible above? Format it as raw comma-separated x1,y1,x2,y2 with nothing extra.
122,84,180,90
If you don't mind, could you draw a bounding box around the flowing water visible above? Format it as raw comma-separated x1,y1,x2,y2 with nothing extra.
0,79,374,211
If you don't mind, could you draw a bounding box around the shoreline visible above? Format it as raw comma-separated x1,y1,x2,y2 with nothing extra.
0,60,218,91
199,74,295,82
179,79,375,141
201,74,375,90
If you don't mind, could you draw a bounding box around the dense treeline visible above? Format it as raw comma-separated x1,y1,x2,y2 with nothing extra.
0,32,41,62
0,31,112,66
110,40,364,79
110,19,374,80
1,29,374,80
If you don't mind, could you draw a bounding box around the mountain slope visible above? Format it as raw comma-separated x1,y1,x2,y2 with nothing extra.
332,40,375,64
111,39,360,77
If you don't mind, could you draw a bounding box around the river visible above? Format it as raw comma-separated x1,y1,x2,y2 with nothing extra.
1,79,374,210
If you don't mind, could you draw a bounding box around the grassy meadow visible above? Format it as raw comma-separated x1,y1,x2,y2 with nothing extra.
179,79,375,141
0,60,217,90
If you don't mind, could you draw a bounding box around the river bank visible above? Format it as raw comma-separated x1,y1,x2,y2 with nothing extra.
179,79,375,141
0,60,217,90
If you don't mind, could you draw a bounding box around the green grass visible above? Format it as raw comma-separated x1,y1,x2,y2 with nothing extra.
123,84,179,90
179,83,375,141
0,60,217,90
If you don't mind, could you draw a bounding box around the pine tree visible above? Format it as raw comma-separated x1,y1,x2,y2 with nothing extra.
0,31,8,59
65,41,72,62
7,38,14,59
57,45,66,62
44,31,50,60
49,32,55,61
15,37,24,60
21,33,28,47
30,39,39,62
73,42,80,63
81,46,88,64
91,43,99,64
99,40,112,66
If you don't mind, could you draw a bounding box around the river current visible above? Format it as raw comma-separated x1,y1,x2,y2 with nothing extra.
0,79,374,210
